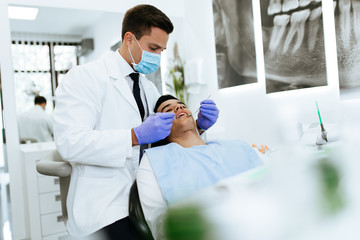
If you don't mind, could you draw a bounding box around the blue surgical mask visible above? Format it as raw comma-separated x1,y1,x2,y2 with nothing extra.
128,36,161,74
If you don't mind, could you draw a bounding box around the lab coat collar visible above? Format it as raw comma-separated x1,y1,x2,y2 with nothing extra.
113,49,135,78
105,50,141,117
33,105,44,111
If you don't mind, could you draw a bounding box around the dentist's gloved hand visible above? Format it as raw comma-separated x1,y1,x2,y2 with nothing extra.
134,112,175,145
197,99,219,130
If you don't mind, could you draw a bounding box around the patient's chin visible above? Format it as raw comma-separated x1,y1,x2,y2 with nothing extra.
173,118,197,135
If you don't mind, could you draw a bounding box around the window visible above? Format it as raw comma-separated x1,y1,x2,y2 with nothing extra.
54,44,78,86
11,40,78,114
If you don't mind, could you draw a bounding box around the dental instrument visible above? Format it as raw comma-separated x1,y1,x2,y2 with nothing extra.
316,101,328,142
192,94,212,116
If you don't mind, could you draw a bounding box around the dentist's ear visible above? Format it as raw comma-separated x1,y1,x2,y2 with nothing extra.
123,32,134,46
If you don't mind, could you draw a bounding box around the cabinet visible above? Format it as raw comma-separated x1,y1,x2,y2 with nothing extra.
20,142,70,240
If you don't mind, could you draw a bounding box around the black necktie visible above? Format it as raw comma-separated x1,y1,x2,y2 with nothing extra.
129,73,145,120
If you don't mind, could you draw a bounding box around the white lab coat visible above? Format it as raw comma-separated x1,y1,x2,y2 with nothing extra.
53,51,160,237
18,105,53,142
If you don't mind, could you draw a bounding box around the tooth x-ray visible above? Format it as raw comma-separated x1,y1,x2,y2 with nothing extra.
213,0,359,95
261,0,327,93
334,0,360,95
213,0,327,93
212,0,258,89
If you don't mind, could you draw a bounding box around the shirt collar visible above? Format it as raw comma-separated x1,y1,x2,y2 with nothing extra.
114,49,136,78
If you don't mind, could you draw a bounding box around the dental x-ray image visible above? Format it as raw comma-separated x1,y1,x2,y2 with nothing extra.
261,0,327,94
212,0,257,89
335,0,360,97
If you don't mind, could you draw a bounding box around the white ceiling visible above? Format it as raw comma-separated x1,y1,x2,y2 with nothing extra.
9,6,107,36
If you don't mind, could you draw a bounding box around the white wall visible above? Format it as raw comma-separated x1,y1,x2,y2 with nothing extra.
5,0,184,18
161,16,185,95
80,12,124,63
0,1,27,239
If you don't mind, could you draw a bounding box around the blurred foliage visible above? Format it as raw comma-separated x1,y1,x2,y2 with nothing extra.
167,42,187,104
164,205,210,240
316,149,345,215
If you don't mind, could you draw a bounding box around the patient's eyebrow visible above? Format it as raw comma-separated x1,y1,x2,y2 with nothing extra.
160,101,187,112
161,103,171,112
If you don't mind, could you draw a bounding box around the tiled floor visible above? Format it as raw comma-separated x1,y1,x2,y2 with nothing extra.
0,170,13,240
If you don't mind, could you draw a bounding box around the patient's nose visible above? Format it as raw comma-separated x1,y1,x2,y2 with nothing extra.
175,105,184,111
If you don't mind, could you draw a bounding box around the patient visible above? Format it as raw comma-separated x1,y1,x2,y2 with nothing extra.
136,95,263,239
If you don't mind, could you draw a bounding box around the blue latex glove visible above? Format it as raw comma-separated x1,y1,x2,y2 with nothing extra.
197,99,219,130
134,112,175,145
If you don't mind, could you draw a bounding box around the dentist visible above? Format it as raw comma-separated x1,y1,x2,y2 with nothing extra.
53,4,219,240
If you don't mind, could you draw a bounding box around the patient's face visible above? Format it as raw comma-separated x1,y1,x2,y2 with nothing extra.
157,99,197,137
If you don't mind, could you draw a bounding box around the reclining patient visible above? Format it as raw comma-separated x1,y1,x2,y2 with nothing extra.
137,94,263,239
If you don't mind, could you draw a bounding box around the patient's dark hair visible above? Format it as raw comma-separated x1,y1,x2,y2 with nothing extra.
153,94,178,112
151,94,178,148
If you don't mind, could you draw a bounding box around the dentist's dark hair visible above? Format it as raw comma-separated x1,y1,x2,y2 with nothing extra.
121,4,174,41
34,96,46,105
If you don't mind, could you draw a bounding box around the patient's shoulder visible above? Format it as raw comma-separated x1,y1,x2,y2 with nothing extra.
208,139,261,162
145,142,182,159
147,142,181,152
208,139,252,149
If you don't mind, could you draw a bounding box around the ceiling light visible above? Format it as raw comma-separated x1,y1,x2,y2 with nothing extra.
8,6,39,20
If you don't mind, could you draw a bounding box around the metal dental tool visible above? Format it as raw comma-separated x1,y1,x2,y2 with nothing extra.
191,94,212,117
316,101,328,142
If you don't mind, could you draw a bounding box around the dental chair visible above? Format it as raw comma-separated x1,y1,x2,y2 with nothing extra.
20,137,38,144
36,151,72,224
129,180,154,240
36,152,153,239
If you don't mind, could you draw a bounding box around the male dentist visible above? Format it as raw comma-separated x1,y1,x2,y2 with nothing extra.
53,4,219,240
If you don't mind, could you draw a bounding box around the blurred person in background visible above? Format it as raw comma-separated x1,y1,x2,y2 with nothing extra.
18,95,53,143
